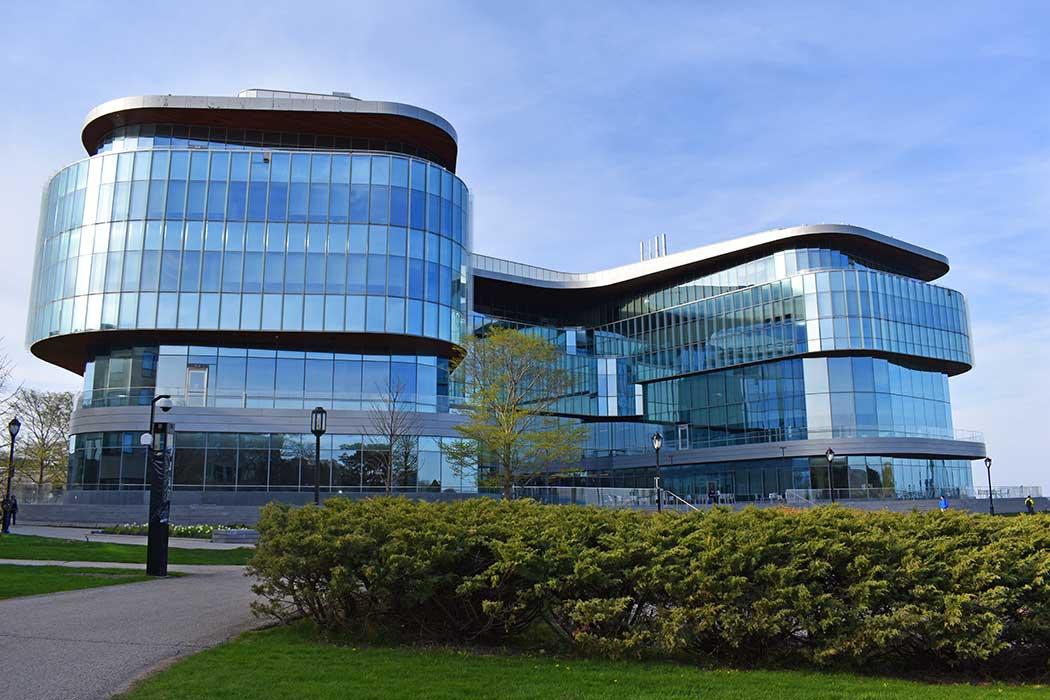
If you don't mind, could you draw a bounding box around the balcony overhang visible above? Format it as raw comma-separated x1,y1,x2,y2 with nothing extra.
579,435,987,473
30,329,460,376
81,94,459,170
472,224,951,318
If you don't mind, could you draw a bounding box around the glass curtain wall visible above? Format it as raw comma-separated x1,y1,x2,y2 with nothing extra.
82,345,453,412
28,149,470,346
569,456,972,502
644,356,954,447
68,431,475,492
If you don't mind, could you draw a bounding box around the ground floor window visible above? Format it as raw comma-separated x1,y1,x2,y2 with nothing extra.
68,431,476,493
556,455,974,502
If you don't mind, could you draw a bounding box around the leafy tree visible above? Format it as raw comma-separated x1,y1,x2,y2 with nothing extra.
367,380,421,492
443,328,586,500
9,388,73,497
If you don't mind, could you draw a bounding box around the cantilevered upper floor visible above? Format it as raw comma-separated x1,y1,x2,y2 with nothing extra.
473,223,947,291
472,224,973,375
81,89,460,171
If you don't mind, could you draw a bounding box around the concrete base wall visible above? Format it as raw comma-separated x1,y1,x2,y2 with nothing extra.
20,494,1046,528
63,489,480,507
784,496,1047,514
953,497,1048,515
20,503,263,527
23,490,489,527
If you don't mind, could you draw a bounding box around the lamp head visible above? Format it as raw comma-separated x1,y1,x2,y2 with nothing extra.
311,406,328,437
7,416,20,439
140,433,153,447
984,457,992,469
157,396,173,413
651,432,662,451
825,447,835,463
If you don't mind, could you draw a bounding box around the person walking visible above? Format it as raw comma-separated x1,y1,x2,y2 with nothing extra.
1025,494,1036,515
9,495,17,526
938,494,949,512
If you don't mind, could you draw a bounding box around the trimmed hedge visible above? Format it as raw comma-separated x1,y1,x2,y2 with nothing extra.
247,498,1050,677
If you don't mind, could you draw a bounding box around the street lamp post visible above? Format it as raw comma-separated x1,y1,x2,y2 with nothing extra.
143,395,173,576
779,443,787,478
2,417,21,534
825,447,836,503
311,407,327,506
651,432,662,513
984,456,994,516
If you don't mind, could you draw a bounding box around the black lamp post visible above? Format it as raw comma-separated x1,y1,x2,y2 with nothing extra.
825,447,836,503
651,432,662,513
2,417,21,534
984,456,994,516
311,407,327,506
144,395,172,576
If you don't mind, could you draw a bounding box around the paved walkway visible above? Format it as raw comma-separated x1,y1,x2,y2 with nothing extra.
0,559,261,700
12,524,251,549
0,558,242,573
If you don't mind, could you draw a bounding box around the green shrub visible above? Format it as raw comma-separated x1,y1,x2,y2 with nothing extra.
247,499,1050,677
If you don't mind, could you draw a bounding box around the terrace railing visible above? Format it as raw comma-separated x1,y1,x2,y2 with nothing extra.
513,485,701,512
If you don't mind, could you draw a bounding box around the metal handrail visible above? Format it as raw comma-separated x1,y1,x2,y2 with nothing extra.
783,486,1042,502
661,488,700,512
579,426,985,457
783,491,817,508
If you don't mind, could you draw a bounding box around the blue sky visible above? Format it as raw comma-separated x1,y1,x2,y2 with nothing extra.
1,1,1047,489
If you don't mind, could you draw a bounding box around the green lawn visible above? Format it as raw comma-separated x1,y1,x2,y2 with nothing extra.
0,534,253,566
0,563,156,599
117,623,1045,700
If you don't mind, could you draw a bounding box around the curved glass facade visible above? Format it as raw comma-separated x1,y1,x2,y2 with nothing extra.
26,91,982,503
597,267,971,381
645,356,955,447
472,239,977,497
81,345,454,412
28,149,470,346
611,247,908,320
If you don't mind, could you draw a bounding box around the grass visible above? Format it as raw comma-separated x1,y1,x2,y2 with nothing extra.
117,622,1046,700
0,534,253,566
0,563,157,599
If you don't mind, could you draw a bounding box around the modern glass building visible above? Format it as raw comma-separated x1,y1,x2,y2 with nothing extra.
26,89,984,503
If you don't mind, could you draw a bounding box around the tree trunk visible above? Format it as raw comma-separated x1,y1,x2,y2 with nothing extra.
502,458,512,501
386,449,393,494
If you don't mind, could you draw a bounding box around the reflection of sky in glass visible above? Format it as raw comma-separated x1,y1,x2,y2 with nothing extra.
28,150,470,344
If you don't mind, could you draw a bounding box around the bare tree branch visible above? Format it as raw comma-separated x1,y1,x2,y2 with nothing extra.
0,341,21,413
366,379,422,493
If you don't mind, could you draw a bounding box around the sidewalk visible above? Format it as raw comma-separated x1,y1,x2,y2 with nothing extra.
0,557,260,700
0,558,244,574
11,524,251,550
